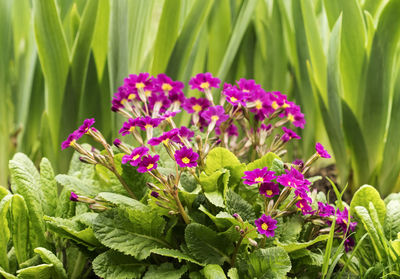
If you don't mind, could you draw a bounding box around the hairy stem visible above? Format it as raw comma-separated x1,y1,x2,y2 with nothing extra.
173,191,190,224
231,234,244,267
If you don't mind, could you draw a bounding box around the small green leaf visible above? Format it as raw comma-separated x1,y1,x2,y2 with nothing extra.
270,159,285,176
34,248,67,279
227,268,239,279
199,171,223,192
245,247,291,278
385,200,400,240
225,190,255,221
11,194,30,265
92,250,146,279
143,263,188,279
350,185,386,225
0,194,12,271
151,248,204,266
203,264,226,279
246,152,280,171
185,223,231,265
16,264,53,279
275,234,329,253
39,158,57,217
205,147,241,175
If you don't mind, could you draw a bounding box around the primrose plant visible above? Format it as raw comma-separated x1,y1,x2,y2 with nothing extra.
61,72,357,278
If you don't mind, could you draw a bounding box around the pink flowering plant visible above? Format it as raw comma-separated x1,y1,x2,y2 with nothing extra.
56,73,358,278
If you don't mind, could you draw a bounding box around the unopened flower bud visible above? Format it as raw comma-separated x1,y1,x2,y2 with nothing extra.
150,191,159,198
79,156,97,165
146,182,160,191
233,213,243,223
248,238,258,247
89,203,108,211
235,225,241,232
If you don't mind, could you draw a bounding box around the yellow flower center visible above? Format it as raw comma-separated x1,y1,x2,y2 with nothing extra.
132,154,140,160
255,100,262,110
193,104,202,112
147,164,154,169
136,82,145,89
129,126,135,132
287,113,295,122
162,139,169,145
243,89,249,93
261,223,269,230
182,157,190,164
70,139,76,146
162,83,173,91
145,124,153,129
282,102,290,108
299,202,304,208
271,101,279,110
255,177,264,183
200,82,210,89
230,97,237,102
211,115,219,122
121,99,128,105
145,90,152,97
266,190,273,196
128,93,136,100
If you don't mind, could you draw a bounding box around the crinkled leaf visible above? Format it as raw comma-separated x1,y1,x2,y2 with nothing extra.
275,234,329,253
246,152,280,171
270,159,285,176
385,200,400,240
205,147,240,175
350,185,386,225
16,264,53,279
151,248,204,266
0,194,12,271
68,145,96,179
56,174,105,197
143,263,188,279
245,247,291,278
97,192,145,209
39,158,57,216
0,267,17,279
199,171,223,192
185,223,231,265
93,206,169,260
204,192,225,208
227,268,239,279
34,248,67,279
203,265,226,279
0,187,10,200
11,194,30,265
225,190,255,221
92,250,146,279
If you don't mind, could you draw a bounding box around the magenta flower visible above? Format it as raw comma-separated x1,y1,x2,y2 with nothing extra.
124,73,153,92
201,105,229,125
178,126,195,142
137,154,160,173
281,127,301,142
76,118,95,137
241,167,275,185
316,142,331,158
161,110,181,120
148,92,171,115
255,214,277,237
182,97,210,113
148,129,179,146
70,191,79,202
111,86,137,112
335,208,357,232
271,91,289,110
222,84,246,106
113,138,121,147
119,118,137,136
276,167,310,189
122,146,149,166
259,182,280,198
318,202,335,217
189,73,220,92
154,73,184,94
296,199,314,215
216,124,238,136
135,116,163,131
174,147,199,168
281,105,305,129
246,90,275,121
237,78,261,93
292,159,304,167
150,191,159,198
344,236,355,252
61,132,77,150
260,123,272,132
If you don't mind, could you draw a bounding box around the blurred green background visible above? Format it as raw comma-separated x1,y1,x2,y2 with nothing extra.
1,0,400,196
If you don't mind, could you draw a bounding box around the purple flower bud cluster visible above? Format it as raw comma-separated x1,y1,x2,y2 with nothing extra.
61,118,95,150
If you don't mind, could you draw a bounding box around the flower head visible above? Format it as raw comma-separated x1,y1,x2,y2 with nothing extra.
222,84,246,106
148,129,179,146
119,118,137,136
113,138,121,147
201,105,229,125
316,142,331,158
259,182,280,198
281,127,301,142
61,132,77,150
296,199,314,215
281,105,305,129
154,73,184,94
137,154,160,173
255,214,277,237
242,167,275,185
276,167,310,189
246,90,275,121
124,73,153,93
174,147,199,168
237,78,261,93
150,191,160,198
122,146,149,166
336,207,357,232
189,73,220,92
216,124,239,136
77,118,95,137
318,202,335,217
182,97,210,114
178,126,195,141
135,116,163,131
148,92,171,115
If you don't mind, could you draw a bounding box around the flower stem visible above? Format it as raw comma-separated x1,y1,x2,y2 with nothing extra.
113,170,137,200
230,234,244,267
173,191,190,224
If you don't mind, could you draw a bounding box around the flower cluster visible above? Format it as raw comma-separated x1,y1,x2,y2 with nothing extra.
61,118,95,149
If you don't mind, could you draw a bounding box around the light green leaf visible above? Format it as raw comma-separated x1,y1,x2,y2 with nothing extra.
246,247,291,278
56,174,103,197
0,194,12,271
227,268,239,279
199,171,223,192
203,265,226,279
92,250,146,279
93,207,169,260
385,200,400,240
350,185,386,225
204,191,225,208
225,190,255,221
151,248,204,266
91,0,109,80
9,153,47,248
16,264,53,279
11,194,30,265
275,234,329,253
0,187,10,201
185,223,231,265
144,263,188,279
246,152,280,171
97,192,144,209
205,147,241,175
0,266,17,279
39,158,57,217
34,248,67,279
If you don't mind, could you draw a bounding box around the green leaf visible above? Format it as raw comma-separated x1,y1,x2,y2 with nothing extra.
227,268,239,279
204,191,225,209
91,0,109,80
205,147,241,175
270,159,285,176
11,194,30,265
225,190,255,221
199,171,223,192
151,248,204,266
144,263,188,279
56,174,103,197
385,200,400,240
0,194,12,271
97,192,144,209
9,153,47,248
0,266,17,279
34,248,67,279
275,234,329,253
93,207,169,260
185,223,231,265
39,158,57,217
0,187,10,200
246,247,291,278
350,185,386,225
44,216,101,248
16,264,53,279
246,152,280,171
203,264,226,279
92,250,146,279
